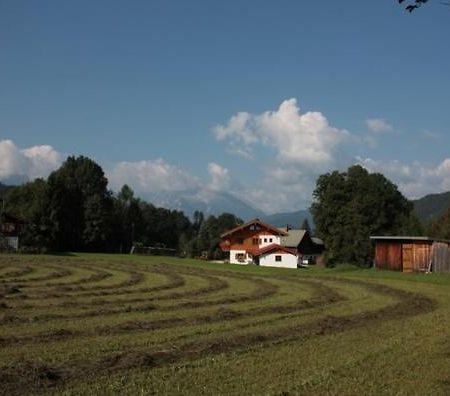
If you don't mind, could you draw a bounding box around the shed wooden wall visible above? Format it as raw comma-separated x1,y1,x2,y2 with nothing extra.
402,242,431,273
374,240,433,272
375,242,402,271
432,242,450,273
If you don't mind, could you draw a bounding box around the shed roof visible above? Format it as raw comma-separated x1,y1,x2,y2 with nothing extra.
370,236,450,244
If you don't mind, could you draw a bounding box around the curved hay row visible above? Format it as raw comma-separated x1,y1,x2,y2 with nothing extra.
0,269,270,324
0,266,34,280
0,275,436,395
5,265,145,300
0,265,71,285
0,277,342,347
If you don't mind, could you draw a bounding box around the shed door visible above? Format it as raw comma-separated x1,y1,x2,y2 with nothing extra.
402,244,413,272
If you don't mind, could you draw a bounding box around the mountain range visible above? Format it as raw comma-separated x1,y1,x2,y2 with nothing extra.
143,189,313,226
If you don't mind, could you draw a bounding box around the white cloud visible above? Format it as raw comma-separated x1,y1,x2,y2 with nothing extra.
0,139,62,181
213,98,349,170
108,159,200,194
251,166,315,213
208,162,230,191
366,118,393,133
356,156,450,199
22,145,62,179
212,98,354,212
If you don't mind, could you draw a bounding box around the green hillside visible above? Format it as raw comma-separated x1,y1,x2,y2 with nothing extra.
413,191,450,223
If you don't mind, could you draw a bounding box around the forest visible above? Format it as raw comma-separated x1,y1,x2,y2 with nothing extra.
0,156,242,259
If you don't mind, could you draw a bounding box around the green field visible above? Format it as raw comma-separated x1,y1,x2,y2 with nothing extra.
0,254,449,395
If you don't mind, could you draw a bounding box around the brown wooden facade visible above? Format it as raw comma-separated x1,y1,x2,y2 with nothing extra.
371,236,450,273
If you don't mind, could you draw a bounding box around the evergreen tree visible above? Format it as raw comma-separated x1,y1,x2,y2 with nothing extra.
300,218,312,233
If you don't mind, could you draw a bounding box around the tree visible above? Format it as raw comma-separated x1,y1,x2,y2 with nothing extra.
190,213,243,259
398,0,430,12
311,165,417,267
5,179,52,248
425,207,450,239
46,156,113,251
300,218,312,234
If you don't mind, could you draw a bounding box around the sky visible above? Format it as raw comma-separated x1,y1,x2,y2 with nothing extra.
1,0,450,214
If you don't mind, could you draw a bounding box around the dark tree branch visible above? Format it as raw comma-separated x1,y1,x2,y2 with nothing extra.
398,0,430,12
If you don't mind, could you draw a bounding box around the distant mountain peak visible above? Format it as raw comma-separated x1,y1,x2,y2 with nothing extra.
139,188,265,220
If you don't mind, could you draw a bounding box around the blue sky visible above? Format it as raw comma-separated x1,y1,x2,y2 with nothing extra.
1,1,450,213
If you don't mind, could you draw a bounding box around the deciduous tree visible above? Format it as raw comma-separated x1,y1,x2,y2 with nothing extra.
311,165,417,266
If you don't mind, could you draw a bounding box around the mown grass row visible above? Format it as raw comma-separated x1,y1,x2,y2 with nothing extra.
0,253,449,395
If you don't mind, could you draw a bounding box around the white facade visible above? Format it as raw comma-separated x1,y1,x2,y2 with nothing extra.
5,236,19,251
259,252,297,268
258,234,280,248
229,249,252,265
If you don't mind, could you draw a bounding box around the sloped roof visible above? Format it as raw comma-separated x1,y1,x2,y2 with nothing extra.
370,236,450,244
220,218,288,238
279,229,306,248
311,237,324,245
253,243,297,257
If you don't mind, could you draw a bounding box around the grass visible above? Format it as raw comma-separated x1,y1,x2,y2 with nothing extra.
0,253,449,395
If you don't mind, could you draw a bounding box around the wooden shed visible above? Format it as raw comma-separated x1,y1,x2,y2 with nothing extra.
370,236,450,273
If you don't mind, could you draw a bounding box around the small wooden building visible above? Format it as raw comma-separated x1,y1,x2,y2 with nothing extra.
370,236,450,273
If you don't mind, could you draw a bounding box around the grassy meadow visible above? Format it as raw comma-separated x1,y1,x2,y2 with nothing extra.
0,253,449,395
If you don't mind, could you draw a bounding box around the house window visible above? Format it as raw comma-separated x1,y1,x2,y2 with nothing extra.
264,238,267,243
252,238,259,245
259,238,262,244
269,238,273,243
275,255,282,262
235,253,246,262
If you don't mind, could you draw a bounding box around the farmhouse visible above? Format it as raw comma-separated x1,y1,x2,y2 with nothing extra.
220,218,324,268
370,236,450,273
0,212,26,251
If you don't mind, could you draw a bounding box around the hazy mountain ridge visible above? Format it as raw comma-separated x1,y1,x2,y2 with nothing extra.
141,189,266,220
412,191,450,223
262,210,313,228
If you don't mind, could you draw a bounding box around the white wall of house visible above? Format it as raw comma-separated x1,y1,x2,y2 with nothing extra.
229,249,251,265
258,234,280,248
259,252,297,268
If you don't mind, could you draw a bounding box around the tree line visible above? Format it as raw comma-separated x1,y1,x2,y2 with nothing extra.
3,156,242,257
5,157,450,267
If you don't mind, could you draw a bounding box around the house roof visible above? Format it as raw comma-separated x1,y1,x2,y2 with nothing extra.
279,229,306,248
220,218,289,238
311,237,324,245
253,243,297,257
